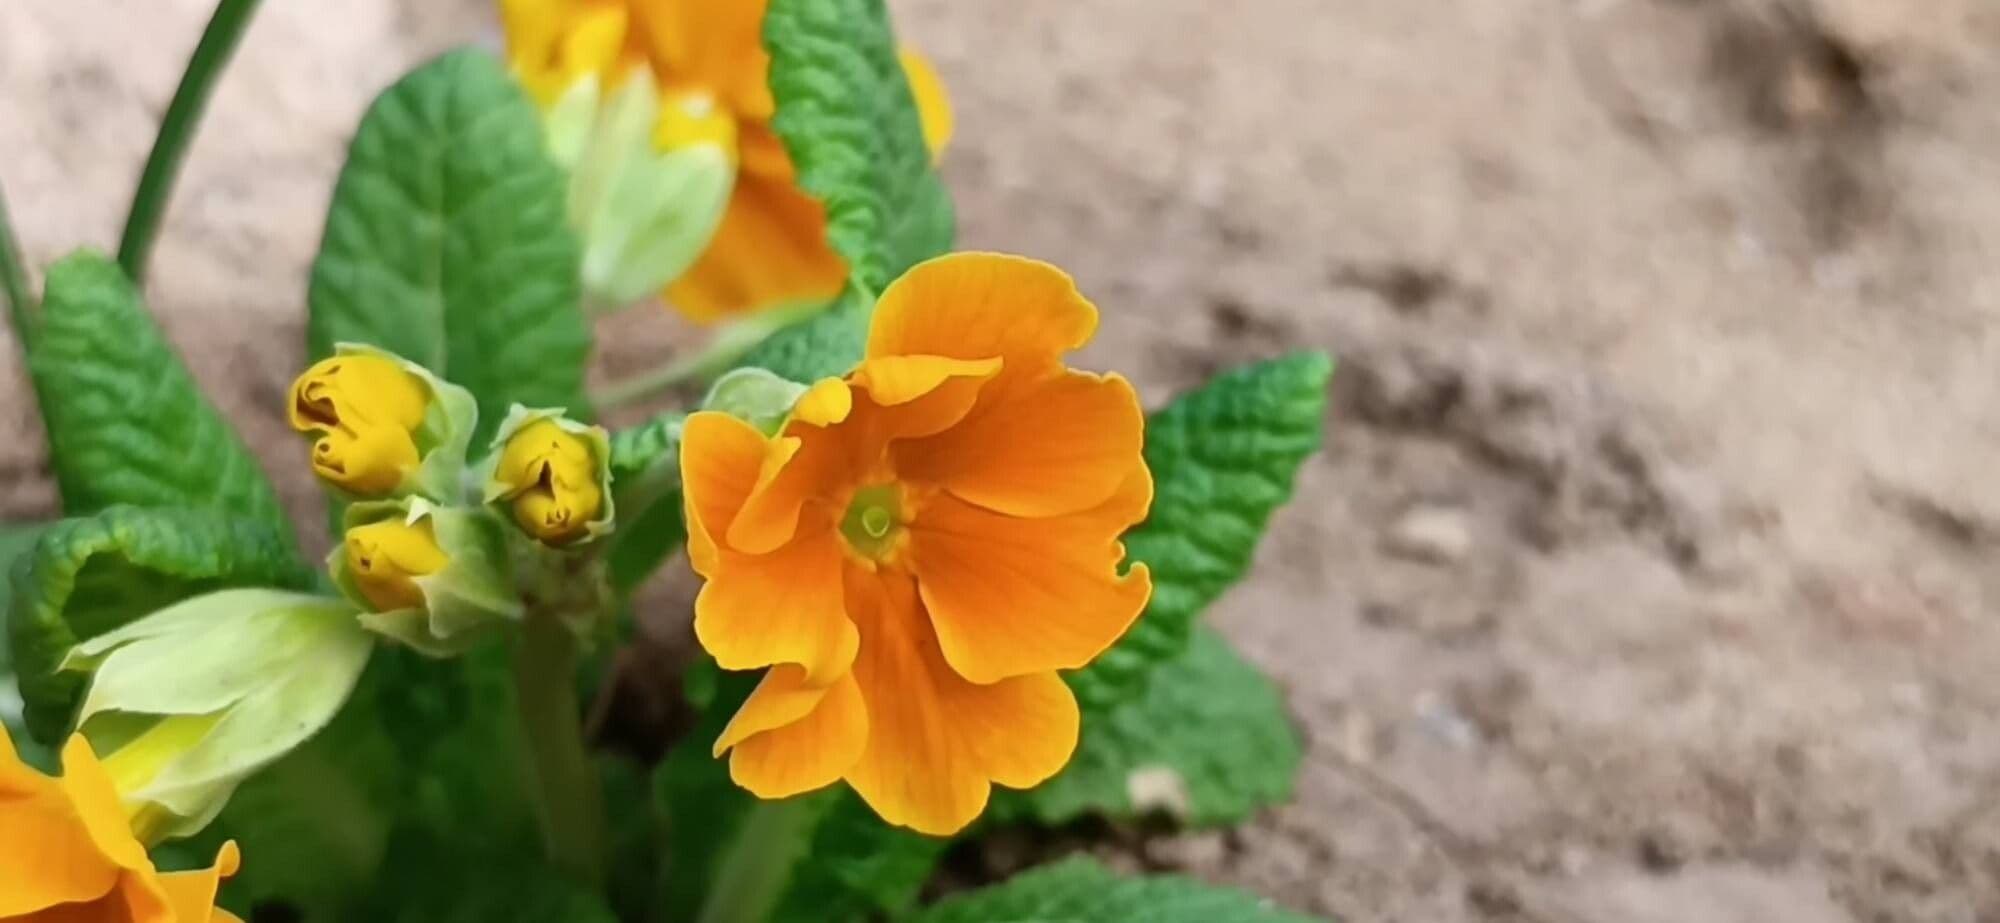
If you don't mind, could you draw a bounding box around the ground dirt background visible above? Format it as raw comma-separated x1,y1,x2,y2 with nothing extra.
6,1,2000,920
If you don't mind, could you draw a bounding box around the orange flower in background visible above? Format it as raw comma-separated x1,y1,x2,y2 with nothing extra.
0,726,241,922
500,0,954,321
681,252,1153,835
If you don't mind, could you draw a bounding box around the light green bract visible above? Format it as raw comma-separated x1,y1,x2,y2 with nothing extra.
61,588,372,841
545,72,734,311
330,499,522,657
702,367,818,435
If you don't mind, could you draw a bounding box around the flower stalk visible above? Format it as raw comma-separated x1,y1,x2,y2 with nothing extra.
0,180,32,339
117,0,263,283
591,299,826,410
514,607,607,886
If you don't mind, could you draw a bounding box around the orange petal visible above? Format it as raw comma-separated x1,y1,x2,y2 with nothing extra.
694,526,858,683
899,47,954,159
627,0,773,121
851,355,1000,407
895,370,1144,518
56,735,151,874
725,427,840,556
907,472,1152,684
0,785,120,915
156,841,240,923
866,253,1097,385
719,668,868,799
681,411,775,573
667,170,844,323
714,665,823,756
835,374,991,470
841,570,1080,835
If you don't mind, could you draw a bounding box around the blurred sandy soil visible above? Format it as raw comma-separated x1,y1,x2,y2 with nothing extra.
6,0,2000,919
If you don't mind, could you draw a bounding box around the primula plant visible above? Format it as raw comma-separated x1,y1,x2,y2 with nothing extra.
0,0,1333,920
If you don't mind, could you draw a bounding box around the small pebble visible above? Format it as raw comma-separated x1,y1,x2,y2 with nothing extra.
1384,504,1474,564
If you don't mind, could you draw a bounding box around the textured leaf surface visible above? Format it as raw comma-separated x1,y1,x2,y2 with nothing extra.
1070,352,1333,711
7,506,311,743
910,857,1321,923
308,48,590,445
608,411,684,485
606,411,687,594
764,0,954,293
27,252,287,533
996,628,1300,827
0,523,46,665
735,286,870,383
192,645,543,919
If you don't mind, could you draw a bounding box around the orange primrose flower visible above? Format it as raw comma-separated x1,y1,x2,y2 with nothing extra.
500,0,955,321
680,252,1154,835
0,725,241,922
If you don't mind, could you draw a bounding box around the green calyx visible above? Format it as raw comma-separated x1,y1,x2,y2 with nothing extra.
329,499,523,657
839,484,905,561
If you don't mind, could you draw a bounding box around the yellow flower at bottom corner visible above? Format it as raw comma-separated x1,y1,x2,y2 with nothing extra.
679,252,1154,836
0,725,242,922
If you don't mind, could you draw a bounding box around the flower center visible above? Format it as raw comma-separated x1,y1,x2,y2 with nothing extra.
839,483,905,561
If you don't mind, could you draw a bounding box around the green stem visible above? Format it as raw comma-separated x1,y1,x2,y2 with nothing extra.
694,797,823,923
514,612,607,886
592,300,827,410
0,182,32,341
117,0,263,283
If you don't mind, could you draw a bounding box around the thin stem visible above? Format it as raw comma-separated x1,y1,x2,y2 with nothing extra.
592,300,827,410
117,0,263,283
693,797,822,923
0,182,32,342
592,349,731,411
514,612,607,886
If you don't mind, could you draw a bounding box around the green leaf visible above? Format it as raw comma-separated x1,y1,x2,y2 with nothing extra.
360,822,618,923
308,48,591,446
734,286,870,383
995,628,1299,828
763,0,954,294
609,411,684,486
737,0,954,383
181,673,403,917
0,523,47,756
653,666,760,920
8,506,312,744
601,753,665,922
765,791,947,923
1070,352,1333,711
26,251,287,533
607,497,686,596
909,856,1322,923
0,522,47,666
196,644,542,920
606,411,686,594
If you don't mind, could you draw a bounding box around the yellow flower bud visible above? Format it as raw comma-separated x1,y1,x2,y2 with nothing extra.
493,419,605,546
289,354,432,497
311,423,420,496
289,354,428,431
344,519,448,612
